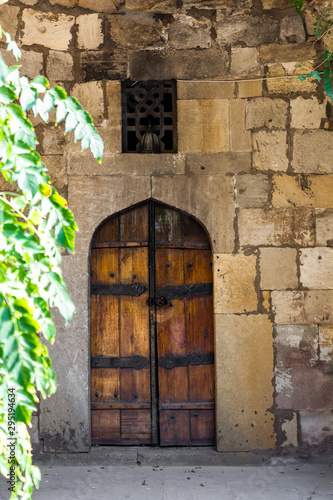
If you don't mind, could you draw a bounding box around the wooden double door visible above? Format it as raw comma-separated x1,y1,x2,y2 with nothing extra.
90,201,215,446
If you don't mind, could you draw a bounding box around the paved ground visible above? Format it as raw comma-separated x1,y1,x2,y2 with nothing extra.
1,463,332,500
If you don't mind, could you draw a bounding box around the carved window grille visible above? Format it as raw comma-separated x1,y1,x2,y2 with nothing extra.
121,80,177,153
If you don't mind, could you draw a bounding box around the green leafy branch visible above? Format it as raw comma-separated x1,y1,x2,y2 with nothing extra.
0,26,103,500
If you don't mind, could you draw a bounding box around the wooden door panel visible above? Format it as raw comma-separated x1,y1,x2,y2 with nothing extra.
155,248,184,289
121,410,151,445
190,410,215,446
155,206,182,244
159,410,190,446
91,410,120,445
158,366,189,403
189,365,215,402
184,250,212,285
156,300,186,357
90,295,120,357
91,248,119,284
120,367,150,402
91,368,120,402
94,216,118,243
186,296,214,353
120,204,148,242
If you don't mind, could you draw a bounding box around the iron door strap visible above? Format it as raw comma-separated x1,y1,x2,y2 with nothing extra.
157,283,213,299
158,352,214,370
91,283,147,296
91,355,150,370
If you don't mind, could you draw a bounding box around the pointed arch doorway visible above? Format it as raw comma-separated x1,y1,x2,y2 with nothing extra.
90,200,215,446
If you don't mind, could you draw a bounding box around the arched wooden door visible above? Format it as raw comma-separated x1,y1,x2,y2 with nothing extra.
90,201,215,446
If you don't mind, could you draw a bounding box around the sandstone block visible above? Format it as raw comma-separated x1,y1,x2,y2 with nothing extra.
237,80,262,98
316,210,333,247
168,15,211,50
177,81,235,100
216,15,279,47
39,125,67,155
77,14,103,50
96,125,121,154
125,0,177,12
276,366,333,410
68,152,185,176
80,49,128,81
71,81,104,126
300,248,333,290
46,50,74,81
319,324,333,363
231,47,260,77
271,290,333,324
105,81,121,127
152,175,235,253
178,99,229,153
300,411,333,446
41,155,67,195
109,13,163,49
215,314,275,451
259,42,316,64
272,174,333,209
303,10,317,37
0,5,20,38
266,62,316,94
275,325,318,370
293,131,333,173
262,0,289,8
280,15,306,43
186,0,252,7
21,10,75,51
2,50,43,80
230,100,251,152
78,0,120,12
253,131,288,172
49,0,76,5
20,0,39,4
291,97,326,129
129,49,229,80
214,254,258,314
186,152,251,174
246,98,288,130
260,248,298,290
238,208,315,247
236,174,270,208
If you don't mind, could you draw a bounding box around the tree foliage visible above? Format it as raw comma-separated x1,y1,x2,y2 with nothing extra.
0,26,103,500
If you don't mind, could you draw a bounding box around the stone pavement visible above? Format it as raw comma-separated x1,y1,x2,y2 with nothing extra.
0,448,332,500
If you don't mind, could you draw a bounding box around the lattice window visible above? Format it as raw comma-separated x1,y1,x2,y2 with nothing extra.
121,80,177,153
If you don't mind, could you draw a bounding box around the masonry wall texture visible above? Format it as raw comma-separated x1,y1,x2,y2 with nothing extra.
2,0,333,456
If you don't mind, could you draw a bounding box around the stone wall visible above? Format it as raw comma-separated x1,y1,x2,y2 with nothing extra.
1,0,333,455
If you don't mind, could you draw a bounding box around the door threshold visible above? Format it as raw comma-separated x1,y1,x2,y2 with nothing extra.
34,446,262,467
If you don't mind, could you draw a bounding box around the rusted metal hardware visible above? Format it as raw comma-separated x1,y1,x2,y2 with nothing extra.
91,283,147,296
91,355,149,370
157,283,213,299
146,296,173,307
158,352,214,370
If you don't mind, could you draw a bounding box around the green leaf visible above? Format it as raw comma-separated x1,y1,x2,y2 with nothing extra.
20,86,37,112
56,224,75,252
0,306,14,341
15,404,31,425
31,75,49,93
0,85,17,104
49,86,67,100
18,315,40,333
89,131,104,161
0,53,8,83
65,112,78,133
55,100,67,124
